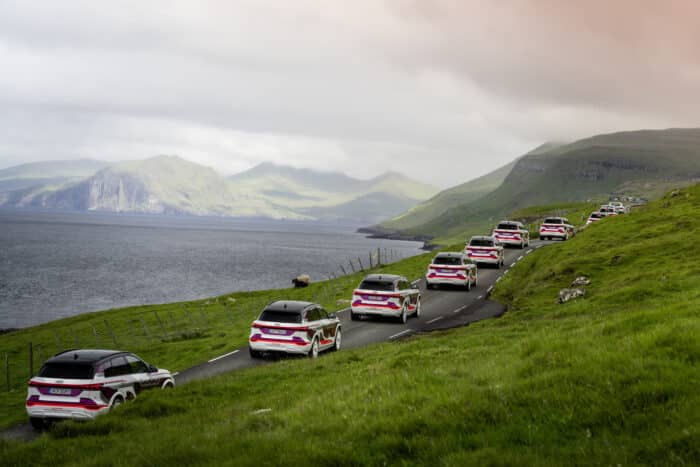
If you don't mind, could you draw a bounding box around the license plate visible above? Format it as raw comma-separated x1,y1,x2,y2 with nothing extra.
49,387,72,395
439,269,453,273
268,329,286,335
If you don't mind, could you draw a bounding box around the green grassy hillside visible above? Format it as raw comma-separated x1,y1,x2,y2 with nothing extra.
0,252,433,430
2,186,698,465
395,128,700,243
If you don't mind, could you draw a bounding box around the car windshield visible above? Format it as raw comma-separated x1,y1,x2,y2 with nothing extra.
544,218,562,224
433,256,461,265
358,280,395,292
591,213,603,219
496,223,517,230
469,238,494,247
39,362,95,379
258,310,302,324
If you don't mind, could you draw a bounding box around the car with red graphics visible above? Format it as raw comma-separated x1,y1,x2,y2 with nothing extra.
249,301,340,359
586,212,605,225
492,220,530,249
599,205,618,217
539,217,575,241
465,235,505,268
351,274,421,324
426,252,478,290
608,201,628,214
26,349,174,429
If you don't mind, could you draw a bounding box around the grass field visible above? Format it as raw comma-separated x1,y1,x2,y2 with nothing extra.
0,252,434,430
1,186,698,464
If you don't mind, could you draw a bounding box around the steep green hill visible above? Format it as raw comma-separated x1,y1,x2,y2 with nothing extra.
1,185,698,465
401,128,700,243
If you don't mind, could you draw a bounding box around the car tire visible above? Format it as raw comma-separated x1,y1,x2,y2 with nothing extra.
308,338,320,359
426,283,434,290
414,299,421,318
29,417,44,431
249,347,263,359
399,305,408,324
466,279,471,291
473,275,478,287
350,311,360,321
333,329,342,351
110,395,124,410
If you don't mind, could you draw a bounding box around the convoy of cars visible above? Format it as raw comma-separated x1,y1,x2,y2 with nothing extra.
27,199,631,429
425,252,478,290
26,349,174,428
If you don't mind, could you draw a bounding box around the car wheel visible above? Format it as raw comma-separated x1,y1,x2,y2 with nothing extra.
110,396,124,410
350,311,360,321
466,279,471,291
29,417,44,431
414,299,421,318
249,347,263,359
333,329,342,351
399,305,408,324
161,381,174,389
473,275,478,287
426,283,434,290
308,338,320,358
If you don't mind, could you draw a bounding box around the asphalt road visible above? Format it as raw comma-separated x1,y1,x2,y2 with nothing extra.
175,241,546,384
2,241,545,441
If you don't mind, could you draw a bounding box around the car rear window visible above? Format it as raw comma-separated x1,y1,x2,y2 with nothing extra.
259,310,302,324
359,280,395,292
497,223,517,230
469,238,494,247
543,218,562,224
591,213,603,218
433,256,461,265
39,363,95,379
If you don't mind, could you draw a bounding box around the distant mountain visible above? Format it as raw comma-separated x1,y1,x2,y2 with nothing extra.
0,159,108,207
0,157,437,222
378,128,700,242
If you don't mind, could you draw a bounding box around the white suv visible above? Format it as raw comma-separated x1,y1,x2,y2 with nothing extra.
465,236,505,268
351,274,421,324
426,252,478,290
539,217,575,241
492,220,530,249
26,349,174,429
249,301,341,358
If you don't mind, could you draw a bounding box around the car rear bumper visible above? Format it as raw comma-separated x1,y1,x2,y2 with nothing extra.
249,340,311,355
540,231,567,238
495,238,525,245
468,256,500,264
26,402,108,420
351,305,402,317
426,276,470,286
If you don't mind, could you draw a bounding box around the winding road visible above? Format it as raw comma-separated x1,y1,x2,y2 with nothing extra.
175,241,545,384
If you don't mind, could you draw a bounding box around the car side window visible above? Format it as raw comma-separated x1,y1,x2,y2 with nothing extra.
306,308,321,322
399,280,408,290
105,356,129,377
125,355,149,374
318,308,328,319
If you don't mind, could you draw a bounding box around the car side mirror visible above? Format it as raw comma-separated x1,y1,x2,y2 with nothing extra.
328,313,337,319
411,284,419,290
148,365,158,373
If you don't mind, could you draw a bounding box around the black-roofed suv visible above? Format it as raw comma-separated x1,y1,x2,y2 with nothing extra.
351,274,421,323
26,349,174,429
249,301,341,359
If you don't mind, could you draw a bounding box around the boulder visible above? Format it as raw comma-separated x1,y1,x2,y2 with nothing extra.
558,288,585,304
292,274,310,288
571,276,590,287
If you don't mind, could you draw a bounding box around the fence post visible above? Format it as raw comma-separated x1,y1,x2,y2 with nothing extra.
154,311,168,338
140,318,152,340
53,331,61,353
104,320,119,347
339,264,347,276
199,309,210,329
4,353,9,392
28,342,34,378
348,260,356,273
357,256,364,271
92,325,99,347
369,251,373,269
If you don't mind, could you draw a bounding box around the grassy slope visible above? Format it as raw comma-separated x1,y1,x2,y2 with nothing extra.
400,128,700,243
2,187,699,465
0,253,433,430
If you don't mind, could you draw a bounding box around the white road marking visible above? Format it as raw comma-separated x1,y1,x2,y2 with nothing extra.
426,316,444,324
477,295,483,299
526,249,533,255
496,277,501,282
487,286,494,294
452,305,468,314
389,329,413,340
518,255,524,261
411,279,421,286
208,349,240,363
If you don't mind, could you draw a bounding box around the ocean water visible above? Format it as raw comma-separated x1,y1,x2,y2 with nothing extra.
0,210,423,329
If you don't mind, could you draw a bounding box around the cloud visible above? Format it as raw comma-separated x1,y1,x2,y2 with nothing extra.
0,0,698,187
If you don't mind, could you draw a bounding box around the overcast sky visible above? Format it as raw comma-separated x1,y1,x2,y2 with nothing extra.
1,1,699,188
